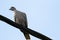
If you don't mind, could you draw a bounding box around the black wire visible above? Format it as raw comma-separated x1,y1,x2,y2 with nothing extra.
0,15,52,40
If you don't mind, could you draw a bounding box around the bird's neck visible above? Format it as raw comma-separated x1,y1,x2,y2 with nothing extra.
13,9,17,13
13,10,17,17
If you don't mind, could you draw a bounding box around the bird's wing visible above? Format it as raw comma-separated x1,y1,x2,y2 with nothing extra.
14,11,28,28
14,15,16,22
23,13,28,28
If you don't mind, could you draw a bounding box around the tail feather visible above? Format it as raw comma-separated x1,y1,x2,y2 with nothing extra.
23,32,30,39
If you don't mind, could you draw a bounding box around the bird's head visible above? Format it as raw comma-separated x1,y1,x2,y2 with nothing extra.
9,6,16,11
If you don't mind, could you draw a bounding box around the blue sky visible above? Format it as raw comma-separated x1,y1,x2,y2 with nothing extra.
0,0,60,40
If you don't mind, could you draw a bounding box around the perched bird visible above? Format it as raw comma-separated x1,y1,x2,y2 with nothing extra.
9,7,30,40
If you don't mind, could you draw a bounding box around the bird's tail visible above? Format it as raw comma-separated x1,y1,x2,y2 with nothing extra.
23,32,30,40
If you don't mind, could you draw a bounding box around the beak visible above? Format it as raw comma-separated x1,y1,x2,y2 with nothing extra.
9,8,11,10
